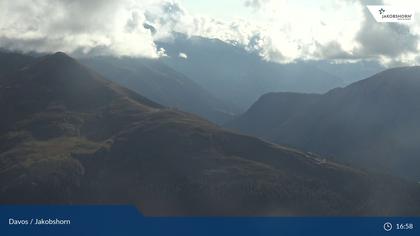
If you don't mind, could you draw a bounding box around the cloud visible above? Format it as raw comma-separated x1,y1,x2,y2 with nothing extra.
244,0,269,11
178,52,188,59
355,22,418,56
144,1,195,40
239,0,420,64
313,41,354,60
0,0,295,62
0,0,419,65
235,0,364,62
0,0,160,57
245,33,285,62
354,4,418,60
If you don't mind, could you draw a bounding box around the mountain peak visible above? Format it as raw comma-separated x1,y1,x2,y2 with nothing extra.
44,51,75,63
52,51,70,57
23,52,82,76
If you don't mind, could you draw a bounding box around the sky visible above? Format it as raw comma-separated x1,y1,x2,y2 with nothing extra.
178,0,249,20
0,0,419,66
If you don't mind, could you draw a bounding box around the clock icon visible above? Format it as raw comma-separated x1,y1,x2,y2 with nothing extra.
384,222,393,232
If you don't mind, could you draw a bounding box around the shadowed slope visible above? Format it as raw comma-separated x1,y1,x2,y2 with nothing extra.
227,67,420,181
0,53,419,216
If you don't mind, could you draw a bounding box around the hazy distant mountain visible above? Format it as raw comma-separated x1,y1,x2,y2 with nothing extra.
157,35,348,109
226,92,322,138
227,67,420,181
305,59,386,85
81,56,238,124
1,52,420,216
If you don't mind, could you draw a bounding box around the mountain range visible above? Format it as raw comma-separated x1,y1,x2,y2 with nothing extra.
81,56,238,124
157,34,384,110
227,67,420,181
0,52,419,216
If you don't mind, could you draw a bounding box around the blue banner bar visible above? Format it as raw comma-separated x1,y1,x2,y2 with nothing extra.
0,206,418,236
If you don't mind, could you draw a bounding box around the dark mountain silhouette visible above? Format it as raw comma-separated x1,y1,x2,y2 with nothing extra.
1,52,420,216
226,67,420,181
0,51,36,77
81,56,238,124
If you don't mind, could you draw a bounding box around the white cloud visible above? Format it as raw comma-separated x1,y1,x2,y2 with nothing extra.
145,0,365,63
178,52,188,59
0,0,419,65
0,0,160,57
237,0,420,64
244,0,270,11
